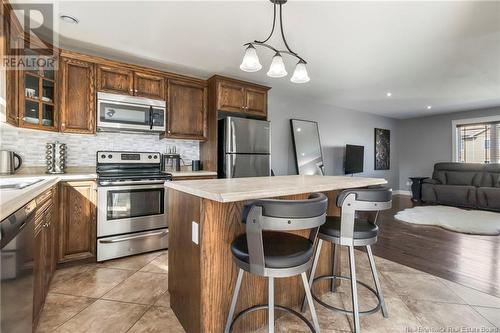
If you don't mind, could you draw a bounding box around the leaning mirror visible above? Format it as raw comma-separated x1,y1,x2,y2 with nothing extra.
290,119,324,175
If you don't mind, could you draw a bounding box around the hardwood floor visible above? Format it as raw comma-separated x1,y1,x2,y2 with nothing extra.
371,195,500,297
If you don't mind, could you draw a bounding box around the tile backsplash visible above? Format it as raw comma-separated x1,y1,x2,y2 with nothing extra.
0,123,199,167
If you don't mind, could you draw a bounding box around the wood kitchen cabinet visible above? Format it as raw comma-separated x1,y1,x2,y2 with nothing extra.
33,187,57,328
58,181,97,263
59,54,96,133
165,79,208,140
134,71,165,99
97,65,165,100
15,36,59,132
97,65,134,95
4,17,19,126
212,76,269,118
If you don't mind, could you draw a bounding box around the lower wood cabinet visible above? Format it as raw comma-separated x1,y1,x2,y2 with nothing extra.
33,187,57,328
58,181,97,263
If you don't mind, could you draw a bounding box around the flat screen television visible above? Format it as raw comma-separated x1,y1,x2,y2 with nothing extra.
345,145,364,174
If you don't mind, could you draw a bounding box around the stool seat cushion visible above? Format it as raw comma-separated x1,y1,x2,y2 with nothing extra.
231,232,314,269
320,216,378,239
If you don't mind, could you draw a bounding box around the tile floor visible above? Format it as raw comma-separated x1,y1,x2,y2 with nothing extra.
37,250,500,333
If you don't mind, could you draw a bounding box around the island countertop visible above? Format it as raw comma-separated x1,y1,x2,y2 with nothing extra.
165,175,387,202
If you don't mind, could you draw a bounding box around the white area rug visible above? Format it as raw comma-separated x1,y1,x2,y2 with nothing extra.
395,205,500,236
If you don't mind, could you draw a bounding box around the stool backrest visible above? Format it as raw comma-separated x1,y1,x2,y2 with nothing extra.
243,193,328,274
337,188,392,244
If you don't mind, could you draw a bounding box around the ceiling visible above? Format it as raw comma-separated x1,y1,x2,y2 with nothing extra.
15,1,500,119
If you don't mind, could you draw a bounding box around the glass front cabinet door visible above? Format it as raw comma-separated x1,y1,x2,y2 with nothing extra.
17,40,58,131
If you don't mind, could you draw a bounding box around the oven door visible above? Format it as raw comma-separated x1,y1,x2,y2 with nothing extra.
97,183,167,237
97,98,166,133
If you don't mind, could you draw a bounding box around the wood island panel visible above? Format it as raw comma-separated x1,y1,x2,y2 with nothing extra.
168,190,202,333
168,188,342,333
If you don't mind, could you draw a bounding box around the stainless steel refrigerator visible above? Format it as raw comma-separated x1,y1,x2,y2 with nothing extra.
218,117,271,178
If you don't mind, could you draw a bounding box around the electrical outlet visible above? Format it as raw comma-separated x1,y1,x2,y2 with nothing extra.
192,221,199,245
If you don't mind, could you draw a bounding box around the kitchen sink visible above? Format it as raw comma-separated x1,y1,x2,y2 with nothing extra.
0,178,44,190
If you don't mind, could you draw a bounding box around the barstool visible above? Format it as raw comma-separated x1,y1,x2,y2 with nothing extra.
224,193,328,333
302,188,392,333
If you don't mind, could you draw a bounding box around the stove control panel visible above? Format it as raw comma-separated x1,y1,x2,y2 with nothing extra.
97,151,161,164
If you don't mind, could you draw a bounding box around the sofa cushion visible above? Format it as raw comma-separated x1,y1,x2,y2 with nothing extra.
477,187,500,211
445,171,480,186
421,183,437,203
494,174,500,188
434,185,477,208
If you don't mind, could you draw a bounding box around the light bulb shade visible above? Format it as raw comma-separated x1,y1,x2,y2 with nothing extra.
267,53,287,78
240,45,262,72
290,61,310,83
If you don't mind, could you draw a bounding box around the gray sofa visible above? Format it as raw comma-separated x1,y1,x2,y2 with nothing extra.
422,162,500,212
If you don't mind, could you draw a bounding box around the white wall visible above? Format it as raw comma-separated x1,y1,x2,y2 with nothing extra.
396,106,500,191
268,92,399,189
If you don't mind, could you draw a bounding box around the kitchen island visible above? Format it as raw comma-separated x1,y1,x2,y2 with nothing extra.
165,175,387,333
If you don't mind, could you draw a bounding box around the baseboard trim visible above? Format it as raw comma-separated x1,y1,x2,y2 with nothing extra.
393,190,411,196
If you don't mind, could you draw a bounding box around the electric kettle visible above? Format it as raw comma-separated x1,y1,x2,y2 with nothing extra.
0,150,23,175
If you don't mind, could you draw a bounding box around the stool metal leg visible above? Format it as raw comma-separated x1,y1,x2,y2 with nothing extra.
301,239,323,312
348,246,361,333
301,272,321,333
366,245,388,318
268,277,275,333
331,244,338,292
224,268,244,333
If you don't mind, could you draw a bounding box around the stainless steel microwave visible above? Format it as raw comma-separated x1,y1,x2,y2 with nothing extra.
97,92,166,133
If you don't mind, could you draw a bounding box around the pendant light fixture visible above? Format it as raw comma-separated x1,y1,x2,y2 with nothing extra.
240,0,310,83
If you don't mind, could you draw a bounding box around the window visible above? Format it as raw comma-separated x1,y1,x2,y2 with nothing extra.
455,121,499,163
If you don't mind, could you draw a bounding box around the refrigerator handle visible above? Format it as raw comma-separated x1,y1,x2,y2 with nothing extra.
230,120,237,153
231,156,237,178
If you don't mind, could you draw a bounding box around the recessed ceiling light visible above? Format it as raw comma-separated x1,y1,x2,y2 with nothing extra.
426,105,432,110
60,14,79,24
386,92,392,97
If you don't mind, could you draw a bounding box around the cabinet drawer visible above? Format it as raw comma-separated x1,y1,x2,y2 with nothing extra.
97,228,168,262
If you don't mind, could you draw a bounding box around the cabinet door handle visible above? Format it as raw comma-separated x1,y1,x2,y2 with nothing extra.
129,89,133,93
135,89,138,93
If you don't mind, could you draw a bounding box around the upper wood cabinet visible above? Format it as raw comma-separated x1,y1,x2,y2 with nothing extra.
58,181,97,263
14,37,59,132
5,21,19,126
97,65,134,95
212,76,270,118
166,79,208,140
59,55,96,134
97,65,165,100
134,71,165,99
217,80,246,113
245,87,267,115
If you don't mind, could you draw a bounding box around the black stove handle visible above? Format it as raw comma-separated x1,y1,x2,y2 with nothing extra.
149,106,154,130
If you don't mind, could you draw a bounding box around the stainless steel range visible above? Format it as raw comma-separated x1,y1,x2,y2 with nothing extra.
96,151,171,261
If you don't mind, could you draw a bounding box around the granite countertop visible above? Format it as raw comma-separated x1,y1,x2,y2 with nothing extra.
165,175,387,203
170,170,217,178
0,166,217,220
0,166,98,180
0,167,98,221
